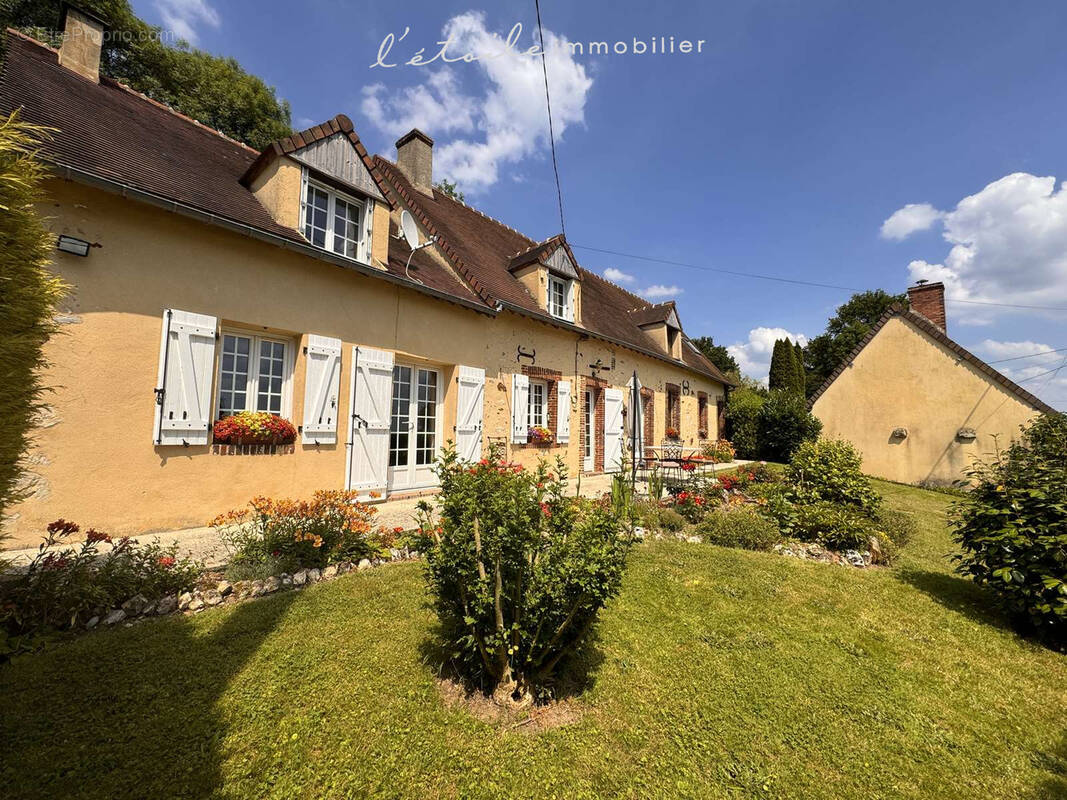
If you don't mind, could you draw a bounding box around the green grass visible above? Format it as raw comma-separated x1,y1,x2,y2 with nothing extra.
2,481,1065,799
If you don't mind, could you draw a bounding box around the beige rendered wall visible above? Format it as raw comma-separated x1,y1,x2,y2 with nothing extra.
812,316,1043,485
4,180,723,545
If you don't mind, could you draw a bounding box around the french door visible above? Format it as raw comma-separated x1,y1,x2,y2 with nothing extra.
388,365,442,491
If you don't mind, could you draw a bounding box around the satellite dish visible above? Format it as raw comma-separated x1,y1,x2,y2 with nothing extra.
400,210,420,249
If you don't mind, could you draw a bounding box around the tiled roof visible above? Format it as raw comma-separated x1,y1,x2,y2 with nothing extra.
240,114,392,205
808,304,1058,414
0,30,301,242
1,29,729,385
628,302,677,328
373,157,731,384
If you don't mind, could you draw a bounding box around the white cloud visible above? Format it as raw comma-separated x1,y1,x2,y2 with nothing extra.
603,267,635,284
972,339,1067,409
640,285,683,299
727,327,808,384
360,12,593,193
155,0,220,44
880,203,944,240
892,173,1067,322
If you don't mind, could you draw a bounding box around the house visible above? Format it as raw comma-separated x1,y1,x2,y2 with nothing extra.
810,281,1056,485
0,13,731,546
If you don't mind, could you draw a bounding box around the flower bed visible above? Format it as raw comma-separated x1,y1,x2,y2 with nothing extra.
212,411,297,445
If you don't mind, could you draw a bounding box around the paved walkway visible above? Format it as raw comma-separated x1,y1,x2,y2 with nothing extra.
2,462,751,569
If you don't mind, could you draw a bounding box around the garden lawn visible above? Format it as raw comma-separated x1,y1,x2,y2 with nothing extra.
2,481,1065,799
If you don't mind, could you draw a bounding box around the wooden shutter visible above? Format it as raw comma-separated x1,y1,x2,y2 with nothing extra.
603,387,624,473
153,309,217,446
456,365,485,462
348,346,393,499
302,334,342,444
511,373,529,443
556,380,572,444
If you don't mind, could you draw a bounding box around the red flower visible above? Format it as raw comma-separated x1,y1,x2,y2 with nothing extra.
85,529,111,544
540,502,552,518
157,556,176,569
46,519,79,536
393,526,404,533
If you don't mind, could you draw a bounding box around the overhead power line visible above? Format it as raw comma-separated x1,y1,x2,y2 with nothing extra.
986,346,1067,364
534,0,567,239
569,243,1067,312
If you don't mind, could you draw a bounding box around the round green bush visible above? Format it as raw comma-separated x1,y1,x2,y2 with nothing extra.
698,506,780,551
787,439,880,512
756,390,822,462
651,506,688,533
792,501,879,552
952,413,1067,642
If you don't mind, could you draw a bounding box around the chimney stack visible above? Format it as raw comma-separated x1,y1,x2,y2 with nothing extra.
907,280,947,331
58,5,106,83
395,129,434,197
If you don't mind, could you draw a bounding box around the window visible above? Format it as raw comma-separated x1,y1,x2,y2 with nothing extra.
527,380,547,429
301,176,366,261
217,332,291,418
547,275,571,321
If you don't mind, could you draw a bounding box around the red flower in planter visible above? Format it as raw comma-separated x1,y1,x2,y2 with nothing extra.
213,411,297,444
680,462,696,472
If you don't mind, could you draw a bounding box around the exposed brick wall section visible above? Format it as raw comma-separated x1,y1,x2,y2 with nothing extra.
641,387,654,461
697,391,709,437
582,376,605,473
907,282,947,332
716,398,726,440
521,365,563,379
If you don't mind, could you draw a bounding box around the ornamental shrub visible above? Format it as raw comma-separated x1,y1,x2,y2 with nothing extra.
698,506,780,551
0,114,67,522
0,520,200,656
724,386,765,458
787,438,880,512
701,438,736,463
212,490,394,578
648,506,687,532
951,413,1067,642
212,411,297,444
792,501,879,552
422,443,631,700
755,390,822,462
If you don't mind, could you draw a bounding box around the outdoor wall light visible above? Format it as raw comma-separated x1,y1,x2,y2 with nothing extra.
56,235,92,257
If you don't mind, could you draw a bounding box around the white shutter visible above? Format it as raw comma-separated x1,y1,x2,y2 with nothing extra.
603,387,624,473
347,346,394,499
153,309,217,446
456,365,485,462
565,281,576,322
511,373,529,443
362,200,374,263
556,380,572,444
302,334,342,444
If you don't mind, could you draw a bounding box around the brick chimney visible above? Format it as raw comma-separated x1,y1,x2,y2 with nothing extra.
907,280,947,331
395,129,434,197
58,5,106,83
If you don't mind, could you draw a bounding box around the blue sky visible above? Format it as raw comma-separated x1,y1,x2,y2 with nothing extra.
140,0,1067,407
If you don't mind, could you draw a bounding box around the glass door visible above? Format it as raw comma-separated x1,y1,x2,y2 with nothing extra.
389,365,441,490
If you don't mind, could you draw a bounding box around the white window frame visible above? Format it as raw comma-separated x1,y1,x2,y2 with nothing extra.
547,274,572,321
216,329,295,420
300,171,370,263
527,379,547,429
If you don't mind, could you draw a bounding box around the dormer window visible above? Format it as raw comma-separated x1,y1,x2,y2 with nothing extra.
548,274,572,321
301,174,369,261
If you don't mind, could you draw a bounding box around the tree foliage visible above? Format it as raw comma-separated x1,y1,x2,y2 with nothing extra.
724,385,766,459
0,113,67,520
691,336,740,381
434,179,465,203
755,390,822,462
768,338,805,394
951,413,1067,644
7,0,292,150
803,290,907,396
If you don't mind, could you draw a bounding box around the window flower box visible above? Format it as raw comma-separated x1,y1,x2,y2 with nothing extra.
527,426,554,445
213,411,297,445
665,427,680,441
